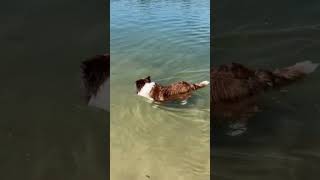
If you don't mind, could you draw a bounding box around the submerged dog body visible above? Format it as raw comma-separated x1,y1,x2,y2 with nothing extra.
136,76,209,102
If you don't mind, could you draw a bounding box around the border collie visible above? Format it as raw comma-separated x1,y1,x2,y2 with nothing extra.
135,76,209,104
211,61,318,136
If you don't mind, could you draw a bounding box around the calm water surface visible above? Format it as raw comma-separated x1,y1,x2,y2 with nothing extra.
111,0,210,179
213,1,320,179
1,0,108,179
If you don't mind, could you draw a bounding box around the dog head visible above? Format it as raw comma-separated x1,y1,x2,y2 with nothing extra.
81,54,110,111
135,76,151,93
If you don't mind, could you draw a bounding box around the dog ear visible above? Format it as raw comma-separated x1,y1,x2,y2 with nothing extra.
146,76,151,82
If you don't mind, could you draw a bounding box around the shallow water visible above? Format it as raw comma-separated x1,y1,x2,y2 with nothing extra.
0,1,108,179
110,0,210,179
213,1,320,179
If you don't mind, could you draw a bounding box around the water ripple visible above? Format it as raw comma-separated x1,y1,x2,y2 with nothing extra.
111,0,210,179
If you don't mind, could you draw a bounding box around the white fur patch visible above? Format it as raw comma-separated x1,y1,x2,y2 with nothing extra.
137,82,155,100
199,80,210,86
88,78,109,111
294,61,319,74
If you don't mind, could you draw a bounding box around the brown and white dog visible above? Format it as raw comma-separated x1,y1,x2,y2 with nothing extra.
211,61,318,135
135,76,209,104
80,54,109,111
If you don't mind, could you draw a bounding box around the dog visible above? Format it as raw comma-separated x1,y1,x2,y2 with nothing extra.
80,54,109,111
211,61,319,136
135,76,209,104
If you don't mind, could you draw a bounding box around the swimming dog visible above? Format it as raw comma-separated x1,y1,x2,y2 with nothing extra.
135,76,209,103
211,61,318,135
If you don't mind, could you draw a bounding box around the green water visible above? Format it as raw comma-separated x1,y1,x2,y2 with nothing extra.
110,0,210,179
213,1,320,179
0,0,108,179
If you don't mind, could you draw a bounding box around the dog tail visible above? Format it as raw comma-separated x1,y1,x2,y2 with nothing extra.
193,80,210,90
272,61,318,87
274,60,318,76
253,61,318,90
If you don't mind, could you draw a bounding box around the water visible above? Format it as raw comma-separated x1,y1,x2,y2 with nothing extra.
110,0,210,179
213,1,320,179
1,0,108,179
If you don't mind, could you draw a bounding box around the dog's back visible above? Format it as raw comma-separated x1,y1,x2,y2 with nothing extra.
150,81,192,101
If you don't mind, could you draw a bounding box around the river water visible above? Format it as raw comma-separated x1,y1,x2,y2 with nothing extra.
111,0,210,179
1,0,108,179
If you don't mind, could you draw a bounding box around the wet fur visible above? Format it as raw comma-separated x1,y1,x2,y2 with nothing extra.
136,76,208,102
